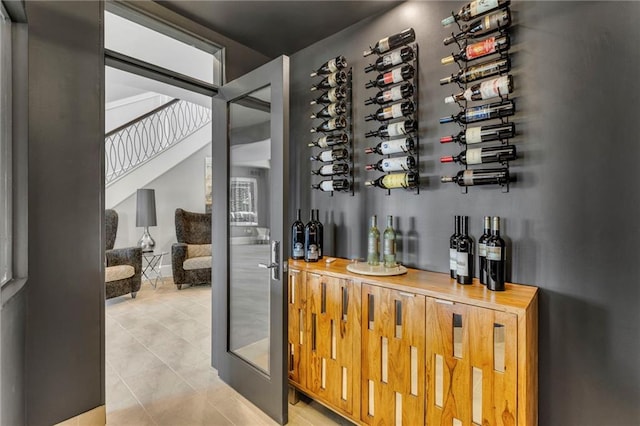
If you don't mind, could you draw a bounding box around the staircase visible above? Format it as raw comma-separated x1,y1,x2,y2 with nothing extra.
105,96,212,207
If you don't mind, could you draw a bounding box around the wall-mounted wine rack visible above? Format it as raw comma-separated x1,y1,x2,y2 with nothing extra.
438,4,515,193
309,55,354,196
362,28,419,195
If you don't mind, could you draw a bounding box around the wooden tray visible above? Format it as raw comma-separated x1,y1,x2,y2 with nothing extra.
346,262,408,276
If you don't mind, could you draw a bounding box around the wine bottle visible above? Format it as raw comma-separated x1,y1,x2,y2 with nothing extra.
312,163,350,176
365,155,416,172
365,119,417,138
365,46,415,73
456,215,474,285
486,216,506,291
445,75,513,104
304,211,319,262
310,116,347,133
441,34,510,65
478,216,491,284
440,144,517,165
310,55,347,77
310,70,347,91
365,101,414,122
364,83,414,106
365,137,415,155
442,0,511,27
291,209,305,260
443,9,511,46
310,86,347,105
439,57,510,86
314,209,323,259
440,122,515,145
311,179,350,192
310,101,347,119
365,64,415,89
441,167,511,186
364,172,418,189
449,216,461,278
363,28,415,57
310,148,349,163
439,100,515,125
308,133,349,148
382,215,397,268
367,215,380,266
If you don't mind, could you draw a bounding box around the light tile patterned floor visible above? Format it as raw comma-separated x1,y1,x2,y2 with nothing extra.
106,278,353,425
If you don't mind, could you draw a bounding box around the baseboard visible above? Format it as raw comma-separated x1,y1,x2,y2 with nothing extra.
54,405,105,426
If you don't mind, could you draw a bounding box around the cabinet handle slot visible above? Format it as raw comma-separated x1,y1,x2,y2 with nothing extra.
321,282,327,314
368,294,375,329
342,286,349,321
395,299,403,338
311,313,317,351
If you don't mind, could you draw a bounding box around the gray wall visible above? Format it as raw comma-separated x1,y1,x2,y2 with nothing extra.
290,2,640,424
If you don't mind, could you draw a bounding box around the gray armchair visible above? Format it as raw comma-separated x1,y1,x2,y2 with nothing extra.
105,209,142,299
171,208,212,290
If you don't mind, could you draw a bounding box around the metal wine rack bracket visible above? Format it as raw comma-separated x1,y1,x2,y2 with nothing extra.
439,4,514,194
363,40,420,195
310,63,354,196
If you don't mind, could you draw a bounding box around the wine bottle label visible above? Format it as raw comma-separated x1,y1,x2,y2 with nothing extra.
307,244,318,261
317,136,328,148
319,165,334,176
325,118,338,130
381,106,393,119
487,246,502,261
391,103,403,118
387,122,406,137
466,106,491,122
389,50,403,66
480,75,510,99
466,148,482,165
449,248,457,271
382,173,409,189
328,103,337,117
471,0,499,16
328,88,338,103
319,151,333,162
463,170,476,186
466,60,502,81
379,37,390,52
467,37,496,60
328,73,337,87
368,236,379,255
383,237,395,255
381,156,409,172
320,181,335,191
478,243,487,257
391,68,403,83
293,242,304,257
328,59,338,73
456,252,469,276
465,127,482,144
380,138,409,155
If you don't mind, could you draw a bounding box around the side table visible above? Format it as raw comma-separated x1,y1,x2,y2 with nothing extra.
142,251,168,288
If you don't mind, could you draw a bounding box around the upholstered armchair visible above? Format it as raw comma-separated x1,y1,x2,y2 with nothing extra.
171,208,212,290
105,209,142,299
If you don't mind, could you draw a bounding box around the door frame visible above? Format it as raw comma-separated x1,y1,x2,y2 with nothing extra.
212,55,290,424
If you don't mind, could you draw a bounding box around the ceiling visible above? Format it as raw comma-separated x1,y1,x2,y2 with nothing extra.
155,1,404,58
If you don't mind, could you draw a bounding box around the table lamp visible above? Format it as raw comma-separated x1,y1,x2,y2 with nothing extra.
136,188,157,252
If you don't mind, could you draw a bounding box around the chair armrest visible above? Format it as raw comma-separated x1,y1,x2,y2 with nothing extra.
106,247,142,275
172,243,188,284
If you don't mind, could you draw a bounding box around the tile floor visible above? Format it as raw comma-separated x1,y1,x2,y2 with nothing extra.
106,278,353,425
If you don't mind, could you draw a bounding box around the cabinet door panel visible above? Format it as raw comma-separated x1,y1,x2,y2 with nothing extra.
426,297,517,426
362,284,425,425
287,270,306,386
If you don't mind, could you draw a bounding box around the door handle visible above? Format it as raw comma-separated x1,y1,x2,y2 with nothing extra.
258,240,280,280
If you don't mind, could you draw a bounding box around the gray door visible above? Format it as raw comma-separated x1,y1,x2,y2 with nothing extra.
212,56,289,424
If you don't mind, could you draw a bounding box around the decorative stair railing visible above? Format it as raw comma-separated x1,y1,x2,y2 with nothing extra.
105,98,212,185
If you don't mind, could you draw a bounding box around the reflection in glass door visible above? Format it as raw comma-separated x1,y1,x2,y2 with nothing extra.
228,87,272,373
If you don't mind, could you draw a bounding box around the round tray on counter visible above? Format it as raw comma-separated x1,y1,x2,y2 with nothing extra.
346,262,408,276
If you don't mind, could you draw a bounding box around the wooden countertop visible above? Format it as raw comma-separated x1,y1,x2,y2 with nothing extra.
289,258,538,314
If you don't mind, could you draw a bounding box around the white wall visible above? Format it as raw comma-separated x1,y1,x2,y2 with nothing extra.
112,142,212,276
105,92,172,133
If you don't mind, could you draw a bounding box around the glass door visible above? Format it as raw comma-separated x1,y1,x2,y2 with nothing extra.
212,56,289,424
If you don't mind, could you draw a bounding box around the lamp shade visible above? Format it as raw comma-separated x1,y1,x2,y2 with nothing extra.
136,188,157,227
